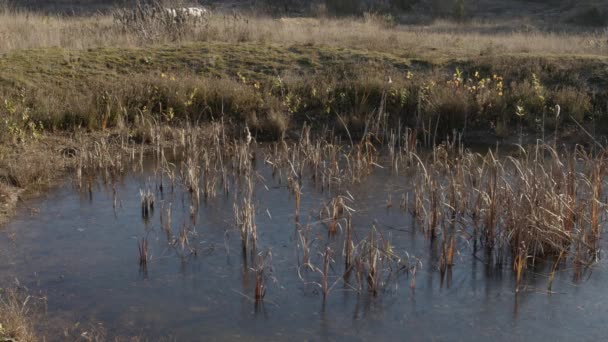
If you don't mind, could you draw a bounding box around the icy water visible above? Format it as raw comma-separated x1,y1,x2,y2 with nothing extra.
0,151,607,341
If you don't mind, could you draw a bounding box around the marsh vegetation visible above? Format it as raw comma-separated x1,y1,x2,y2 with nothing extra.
1,0,608,340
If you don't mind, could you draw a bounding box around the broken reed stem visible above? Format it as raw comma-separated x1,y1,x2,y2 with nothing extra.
294,181,301,221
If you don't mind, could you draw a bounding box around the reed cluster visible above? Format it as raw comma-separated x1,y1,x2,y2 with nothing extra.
264,125,608,292
61,111,608,298
138,237,149,268
406,142,606,286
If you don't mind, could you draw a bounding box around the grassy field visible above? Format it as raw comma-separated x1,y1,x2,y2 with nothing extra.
0,3,607,340
1,9,607,55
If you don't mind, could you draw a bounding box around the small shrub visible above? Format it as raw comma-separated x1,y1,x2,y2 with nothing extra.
425,85,470,132
508,77,546,127
0,91,44,142
553,87,592,123
264,110,289,138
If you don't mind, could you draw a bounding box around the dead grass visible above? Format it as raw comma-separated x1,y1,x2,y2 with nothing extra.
0,9,605,58
0,288,38,342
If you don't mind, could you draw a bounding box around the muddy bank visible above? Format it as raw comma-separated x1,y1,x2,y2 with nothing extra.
0,184,20,226
0,134,88,226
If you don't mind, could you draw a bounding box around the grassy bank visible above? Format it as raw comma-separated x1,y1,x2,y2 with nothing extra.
0,5,606,144
1,42,607,142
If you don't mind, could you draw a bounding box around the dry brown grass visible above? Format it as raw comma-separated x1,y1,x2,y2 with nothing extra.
0,9,605,58
0,288,38,342
0,135,72,191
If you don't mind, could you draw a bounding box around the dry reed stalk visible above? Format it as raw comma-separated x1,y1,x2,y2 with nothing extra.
563,158,576,233
112,184,117,210
140,188,155,219
413,183,423,218
410,265,417,289
254,269,265,302
547,250,565,292
138,237,148,267
294,181,301,220
590,155,606,243
388,130,398,174
179,223,188,252
322,247,332,301
298,223,312,268
253,251,273,302
484,159,498,249
235,169,257,253
365,227,381,296
329,197,342,236
442,236,455,270
344,215,354,268
514,243,526,293
183,154,201,204
400,193,408,212
428,179,440,240
164,202,173,241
